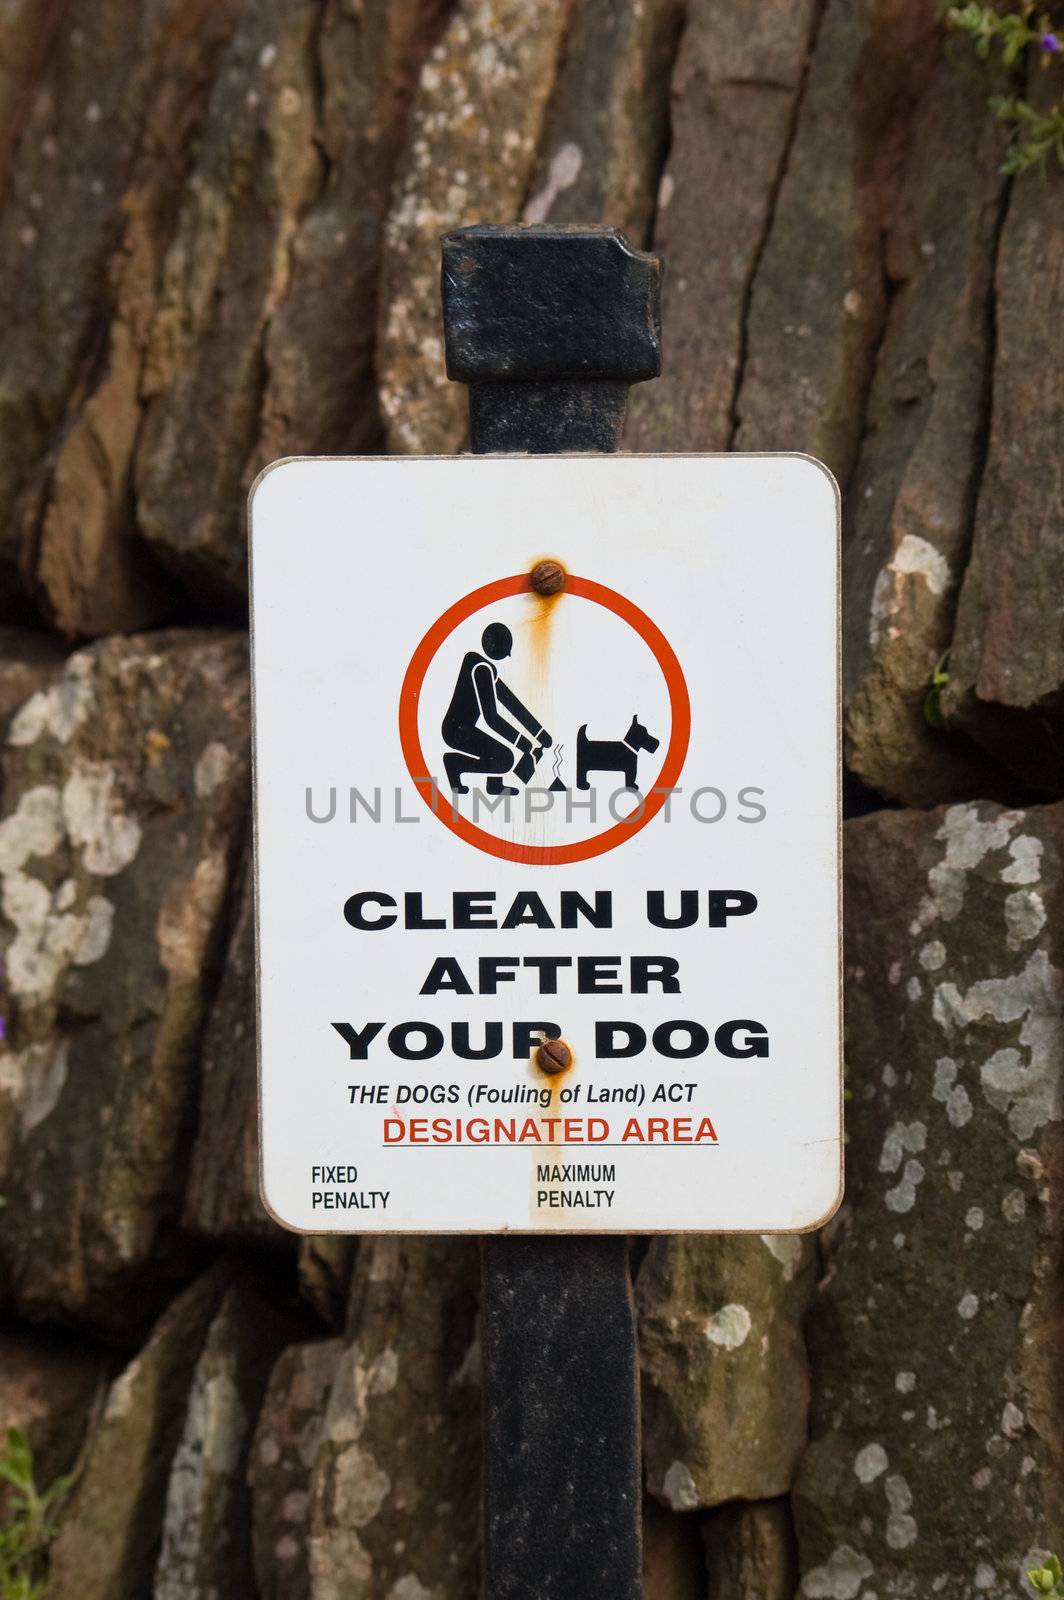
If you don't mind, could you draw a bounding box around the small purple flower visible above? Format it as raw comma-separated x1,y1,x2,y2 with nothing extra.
1042,30,1061,52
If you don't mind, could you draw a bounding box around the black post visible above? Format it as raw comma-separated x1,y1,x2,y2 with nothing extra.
440,224,662,1600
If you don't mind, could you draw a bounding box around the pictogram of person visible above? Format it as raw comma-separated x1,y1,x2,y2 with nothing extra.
442,622,551,794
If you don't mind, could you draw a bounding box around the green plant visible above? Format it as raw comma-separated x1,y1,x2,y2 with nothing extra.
1029,1556,1064,1596
0,1428,72,1600
924,651,951,728
989,91,1064,167
941,2,1064,171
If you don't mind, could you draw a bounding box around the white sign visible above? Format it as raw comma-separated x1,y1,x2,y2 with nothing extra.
250,454,842,1234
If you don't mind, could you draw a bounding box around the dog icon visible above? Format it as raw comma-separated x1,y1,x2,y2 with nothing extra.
575,715,660,791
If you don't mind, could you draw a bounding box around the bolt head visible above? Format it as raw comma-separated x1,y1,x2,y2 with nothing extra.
530,559,566,597
537,1038,571,1075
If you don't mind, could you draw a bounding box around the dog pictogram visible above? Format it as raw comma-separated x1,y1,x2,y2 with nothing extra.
575,715,660,792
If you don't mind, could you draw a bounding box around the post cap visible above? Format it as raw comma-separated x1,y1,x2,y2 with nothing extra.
441,224,662,385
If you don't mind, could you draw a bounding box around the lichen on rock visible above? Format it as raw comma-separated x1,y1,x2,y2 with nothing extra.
307,1237,480,1600
48,1264,230,1600
378,0,573,455
0,630,250,1328
795,802,1064,1597
154,1275,306,1600
638,1232,815,1509
251,1338,344,1600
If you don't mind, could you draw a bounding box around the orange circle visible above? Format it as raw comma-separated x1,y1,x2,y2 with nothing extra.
398,574,690,866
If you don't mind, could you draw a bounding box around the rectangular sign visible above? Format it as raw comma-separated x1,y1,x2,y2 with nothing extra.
250,454,841,1233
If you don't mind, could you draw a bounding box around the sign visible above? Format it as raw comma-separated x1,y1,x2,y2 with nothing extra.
250,454,842,1233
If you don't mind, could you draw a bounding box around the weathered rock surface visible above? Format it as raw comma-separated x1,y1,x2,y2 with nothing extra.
703,1498,797,1600
251,1338,344,1600
0,7,1062,1597
30,0,239,640
154,1275,304,1600
184,850,277,1246
133,0,323,605
307,1237,480,1599
795,803,1064,1597
842,45,1010,805
0,631,250,1327
0,629,65,735
643,1496,707,1600
0,0,237,622
522,0,682,241
626,0,818,453
298,1235,357,1330
0,0,62,190
48,1264,228,1600
253,0,448,469
378,0,572,456
942,71,1064,790
638,1233,815,1510
0,1324,106,1491
733,0,937,481
184,858,351,1295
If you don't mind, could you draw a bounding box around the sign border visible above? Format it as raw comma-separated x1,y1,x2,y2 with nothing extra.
249,452,844,1237
398,572,691,865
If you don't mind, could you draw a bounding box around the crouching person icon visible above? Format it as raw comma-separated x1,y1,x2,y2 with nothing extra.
442,623,550,795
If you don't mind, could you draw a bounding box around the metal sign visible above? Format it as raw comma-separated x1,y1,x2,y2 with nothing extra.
250,452,842,1234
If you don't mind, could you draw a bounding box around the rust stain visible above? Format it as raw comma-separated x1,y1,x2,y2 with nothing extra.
528,1036,576,1228
526,555,567,651
526,590,556,678
513,557,567,853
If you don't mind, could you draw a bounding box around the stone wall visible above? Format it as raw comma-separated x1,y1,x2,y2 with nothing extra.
0,2,1060,1596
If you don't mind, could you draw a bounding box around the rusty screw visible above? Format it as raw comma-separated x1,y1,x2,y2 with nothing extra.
536,1038,571,1075
530,559,566,596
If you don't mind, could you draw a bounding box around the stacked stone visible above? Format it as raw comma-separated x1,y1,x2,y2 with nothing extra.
0,0,1060,1595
